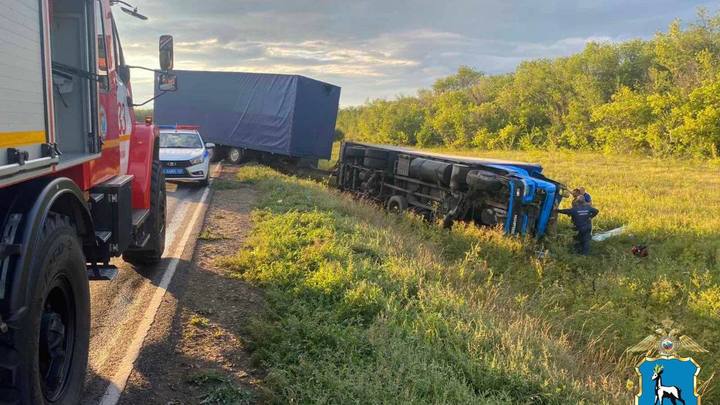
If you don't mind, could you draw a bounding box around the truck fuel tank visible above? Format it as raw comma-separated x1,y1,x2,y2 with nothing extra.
408,158,453,186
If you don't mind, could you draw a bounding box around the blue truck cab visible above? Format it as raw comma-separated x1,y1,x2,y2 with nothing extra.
487,163,564,237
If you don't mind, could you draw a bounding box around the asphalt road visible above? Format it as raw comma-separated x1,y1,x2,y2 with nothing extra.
81,168,218,404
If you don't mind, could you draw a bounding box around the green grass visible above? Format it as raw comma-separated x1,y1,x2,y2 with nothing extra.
188,370,254,405
215,163,627,404
217,152,720,403
198,229,227,241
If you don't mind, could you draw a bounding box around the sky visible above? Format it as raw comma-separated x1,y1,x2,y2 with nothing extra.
114,0,716,107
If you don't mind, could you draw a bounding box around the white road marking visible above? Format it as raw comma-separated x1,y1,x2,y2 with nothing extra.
99,164,221,405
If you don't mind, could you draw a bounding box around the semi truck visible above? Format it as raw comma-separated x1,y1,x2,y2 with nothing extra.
0,1,175,403
154,70,341,167
335,142,566,237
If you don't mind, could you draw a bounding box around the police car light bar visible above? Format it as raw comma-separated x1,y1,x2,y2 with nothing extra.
158,124,201,131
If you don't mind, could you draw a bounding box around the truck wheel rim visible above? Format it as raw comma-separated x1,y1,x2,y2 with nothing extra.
39,276,75,401
229,149,240,162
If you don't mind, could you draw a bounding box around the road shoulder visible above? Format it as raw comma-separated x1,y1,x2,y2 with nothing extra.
119,166,264,404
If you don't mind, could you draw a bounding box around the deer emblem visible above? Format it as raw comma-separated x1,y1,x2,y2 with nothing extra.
652,364,686,405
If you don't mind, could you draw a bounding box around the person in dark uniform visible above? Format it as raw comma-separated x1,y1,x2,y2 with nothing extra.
558,197,599,255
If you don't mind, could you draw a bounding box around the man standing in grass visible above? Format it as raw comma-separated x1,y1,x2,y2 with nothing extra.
558,197,599,255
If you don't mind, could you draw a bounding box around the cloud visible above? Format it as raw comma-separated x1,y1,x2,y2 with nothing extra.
114,0,712,106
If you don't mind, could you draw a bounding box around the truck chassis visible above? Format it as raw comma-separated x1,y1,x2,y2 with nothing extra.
335,142,565,237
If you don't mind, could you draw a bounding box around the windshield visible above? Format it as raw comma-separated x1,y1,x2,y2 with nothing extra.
160,132,203,149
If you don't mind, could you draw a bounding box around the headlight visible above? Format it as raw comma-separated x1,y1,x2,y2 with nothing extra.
189,156,204,165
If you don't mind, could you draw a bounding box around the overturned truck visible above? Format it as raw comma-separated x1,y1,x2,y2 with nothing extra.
335,142,566,237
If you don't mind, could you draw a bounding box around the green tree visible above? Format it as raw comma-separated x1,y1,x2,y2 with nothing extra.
432,66,485,93
335,9,720,159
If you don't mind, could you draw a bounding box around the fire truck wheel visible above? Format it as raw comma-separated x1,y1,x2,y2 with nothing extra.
227,148,244,165
123,160,166,266
0,213,90,404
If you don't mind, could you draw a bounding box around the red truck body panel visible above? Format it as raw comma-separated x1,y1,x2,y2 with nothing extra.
3,0,155,209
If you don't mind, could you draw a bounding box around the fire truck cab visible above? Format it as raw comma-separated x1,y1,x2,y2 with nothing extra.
0,1,174,403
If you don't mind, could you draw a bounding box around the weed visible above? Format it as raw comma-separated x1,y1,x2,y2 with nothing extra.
200,383,253,405
199,229,227,241
188,370,253,405
188,370,226,386
213,179,244,190
189,314,210,328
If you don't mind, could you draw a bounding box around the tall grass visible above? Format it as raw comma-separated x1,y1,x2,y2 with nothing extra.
217,163,649,403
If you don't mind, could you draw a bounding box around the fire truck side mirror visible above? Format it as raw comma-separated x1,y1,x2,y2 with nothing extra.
158,72,177,92
159,35,174,71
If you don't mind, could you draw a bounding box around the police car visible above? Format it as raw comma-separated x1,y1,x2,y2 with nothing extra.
158,125,213,186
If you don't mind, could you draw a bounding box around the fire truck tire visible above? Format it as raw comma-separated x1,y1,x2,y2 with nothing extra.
0,213,90,405
227,148,244,165
123,160,166,266
386,195,408,213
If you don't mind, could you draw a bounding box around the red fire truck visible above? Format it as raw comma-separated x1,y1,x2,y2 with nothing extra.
0,1,176,403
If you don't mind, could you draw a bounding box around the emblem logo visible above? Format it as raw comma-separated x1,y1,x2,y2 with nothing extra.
629,319,707,404
99,106,107,140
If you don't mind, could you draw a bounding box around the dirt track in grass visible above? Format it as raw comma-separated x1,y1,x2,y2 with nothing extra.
119,166,264,404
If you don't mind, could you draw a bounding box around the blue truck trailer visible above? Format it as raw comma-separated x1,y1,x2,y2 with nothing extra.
335,142,566,237
154,70,341,166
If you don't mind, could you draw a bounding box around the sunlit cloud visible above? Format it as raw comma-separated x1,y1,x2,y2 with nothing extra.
113,0,712,106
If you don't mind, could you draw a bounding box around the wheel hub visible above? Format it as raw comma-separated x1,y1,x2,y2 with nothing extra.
39,280,75,402
40,310,67,397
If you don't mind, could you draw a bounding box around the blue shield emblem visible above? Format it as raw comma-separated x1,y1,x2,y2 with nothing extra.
636,357,700,404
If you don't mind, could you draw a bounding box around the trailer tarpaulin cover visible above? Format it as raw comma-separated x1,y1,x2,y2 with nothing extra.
154,70,341,159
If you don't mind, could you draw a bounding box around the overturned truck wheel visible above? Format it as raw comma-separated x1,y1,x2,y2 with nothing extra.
386,195,408,214
226,147,244,165
0,213,90,405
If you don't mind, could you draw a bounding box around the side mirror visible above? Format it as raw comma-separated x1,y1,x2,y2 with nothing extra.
158,72,177,92
118,64,131,84
159,35,174,71
205,143,215,149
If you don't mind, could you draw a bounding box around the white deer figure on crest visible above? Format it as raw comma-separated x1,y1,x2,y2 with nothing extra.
652,364,686,405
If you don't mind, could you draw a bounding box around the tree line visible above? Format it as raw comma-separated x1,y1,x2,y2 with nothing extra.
336,10,720,158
